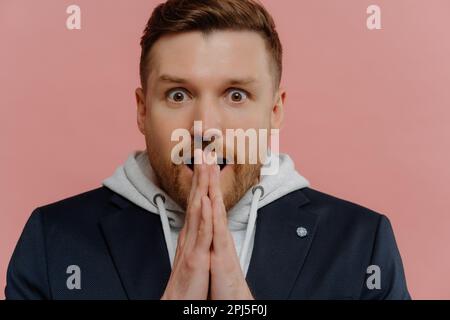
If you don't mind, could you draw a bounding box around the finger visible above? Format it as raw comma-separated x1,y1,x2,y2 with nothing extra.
196,150,209,196
207,154,226,224
173,227,186,267
188,148,201,205
209,163,225,216
210,169,226,224
177,224,186,247
189,152,209,224
185,150,209,245
185,151,198,235
209,164,230,251
195,195,213,252
185,149,201,244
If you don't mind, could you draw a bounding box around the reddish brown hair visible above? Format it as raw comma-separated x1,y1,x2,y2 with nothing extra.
139,0,283,90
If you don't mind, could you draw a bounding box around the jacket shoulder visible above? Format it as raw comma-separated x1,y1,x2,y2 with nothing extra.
39,186,113,211
36,186,115,220
300,187,384,226
28,186,124,238
5,186,124,299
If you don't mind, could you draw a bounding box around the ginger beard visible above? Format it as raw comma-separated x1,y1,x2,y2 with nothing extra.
146,138,262,211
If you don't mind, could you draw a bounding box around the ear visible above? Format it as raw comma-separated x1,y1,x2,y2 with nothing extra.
270,88,286,129
135,87,146,135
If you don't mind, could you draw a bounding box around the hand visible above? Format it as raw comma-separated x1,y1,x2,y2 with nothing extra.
161,149,213,300
208,163,254,300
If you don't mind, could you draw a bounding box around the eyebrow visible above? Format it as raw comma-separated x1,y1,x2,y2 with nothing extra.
157,74,258,86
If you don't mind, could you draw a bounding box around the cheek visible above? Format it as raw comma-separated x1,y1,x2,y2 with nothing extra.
222,108,270,130
223,96,273,128
146,105,192,158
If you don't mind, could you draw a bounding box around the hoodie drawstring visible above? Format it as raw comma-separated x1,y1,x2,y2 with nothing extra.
154,186,264,273
154,194,176,268
239,186,264,272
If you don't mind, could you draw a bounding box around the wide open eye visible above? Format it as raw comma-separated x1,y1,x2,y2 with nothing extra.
167,89,190,103
226,89,248,104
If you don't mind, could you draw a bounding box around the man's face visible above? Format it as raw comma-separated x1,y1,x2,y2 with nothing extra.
136,30,284,210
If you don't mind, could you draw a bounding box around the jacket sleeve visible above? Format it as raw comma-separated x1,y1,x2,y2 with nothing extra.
360,214,411,300
5,208,51,299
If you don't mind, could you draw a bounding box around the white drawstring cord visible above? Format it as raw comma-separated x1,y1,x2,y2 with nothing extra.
154,194,175,268
239,186,264,272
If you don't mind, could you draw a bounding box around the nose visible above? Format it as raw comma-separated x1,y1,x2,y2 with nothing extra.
189,95,222,138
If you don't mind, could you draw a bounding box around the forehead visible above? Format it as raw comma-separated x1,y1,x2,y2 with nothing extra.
148,30,272,84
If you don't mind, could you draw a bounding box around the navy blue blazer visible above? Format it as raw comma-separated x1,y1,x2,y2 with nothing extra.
5,186,411,299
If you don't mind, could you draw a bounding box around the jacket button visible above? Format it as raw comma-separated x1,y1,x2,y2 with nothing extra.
296,226,308,238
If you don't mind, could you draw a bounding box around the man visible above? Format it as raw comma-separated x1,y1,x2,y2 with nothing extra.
5,0,410,300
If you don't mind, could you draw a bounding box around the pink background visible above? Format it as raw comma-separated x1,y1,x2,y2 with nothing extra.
1,0,449,299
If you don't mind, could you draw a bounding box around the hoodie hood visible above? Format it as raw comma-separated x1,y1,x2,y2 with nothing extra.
102,150,310,271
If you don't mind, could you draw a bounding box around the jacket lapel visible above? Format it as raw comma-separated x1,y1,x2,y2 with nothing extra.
99,193,171,299
246,189,318,299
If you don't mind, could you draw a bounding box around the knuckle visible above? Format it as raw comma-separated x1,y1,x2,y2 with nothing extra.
201,209,211,223
197,222,205,234
184,252,202,271
188,199,200,212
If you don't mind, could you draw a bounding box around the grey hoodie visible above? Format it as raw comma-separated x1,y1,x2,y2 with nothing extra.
102,150,310,276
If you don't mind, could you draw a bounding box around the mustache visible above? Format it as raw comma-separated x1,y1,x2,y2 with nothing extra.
173,134,266,167
178,139,234,164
